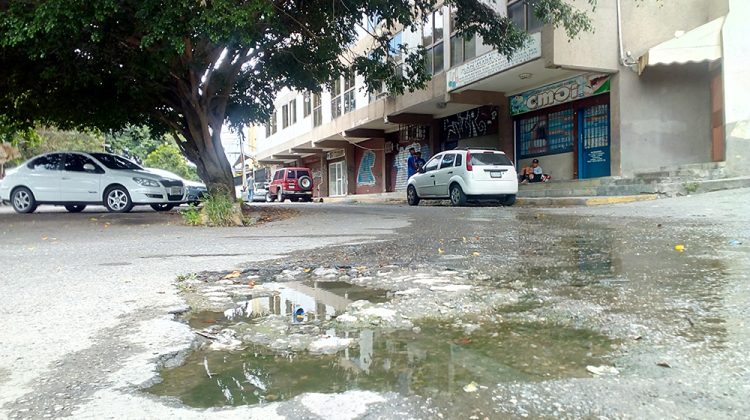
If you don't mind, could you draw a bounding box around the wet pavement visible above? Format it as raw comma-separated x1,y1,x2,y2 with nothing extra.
1,190,749,419
148,194,749,418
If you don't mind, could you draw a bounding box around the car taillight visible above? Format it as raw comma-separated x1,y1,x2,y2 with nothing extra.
466,151,473,171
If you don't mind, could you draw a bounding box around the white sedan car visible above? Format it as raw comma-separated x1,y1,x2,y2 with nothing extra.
407,148,518,206
0,152,186,213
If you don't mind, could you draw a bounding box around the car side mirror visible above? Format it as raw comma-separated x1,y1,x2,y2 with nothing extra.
418,167,426,174
83,163,96,172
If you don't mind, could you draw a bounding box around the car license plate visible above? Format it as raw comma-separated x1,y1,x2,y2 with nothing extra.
490,172,503,178
170,187,182,195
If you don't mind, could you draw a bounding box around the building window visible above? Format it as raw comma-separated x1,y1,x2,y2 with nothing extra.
449,7,476,68
303,92,312,117
508,1,543,33
282,104,289,129
289,99,297,125
266,110,277,137
389,32,403,63
343,69,356,114
331,77,342,119
517,108,574,159
388,31,404,80
313,93,322,127
423,9,444,75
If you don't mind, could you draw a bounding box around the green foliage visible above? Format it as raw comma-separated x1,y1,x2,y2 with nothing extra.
201,194,239,227
105,125,167,163
180,204,203,226
143,143,199,181
15,127,104,163
0,0,595,197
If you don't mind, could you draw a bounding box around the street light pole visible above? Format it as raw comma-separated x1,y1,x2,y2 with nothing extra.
239,129,247,195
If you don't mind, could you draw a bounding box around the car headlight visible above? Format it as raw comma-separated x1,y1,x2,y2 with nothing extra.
132,177,160,187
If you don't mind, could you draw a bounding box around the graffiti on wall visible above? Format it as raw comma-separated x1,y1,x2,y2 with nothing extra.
442,106,499,142
356,150,377,186
393,142,431,191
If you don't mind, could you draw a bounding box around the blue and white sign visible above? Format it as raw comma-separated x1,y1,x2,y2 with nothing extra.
447,32,541,92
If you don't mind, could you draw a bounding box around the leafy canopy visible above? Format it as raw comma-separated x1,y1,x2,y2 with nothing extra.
0,0,596,157
143,143,199,181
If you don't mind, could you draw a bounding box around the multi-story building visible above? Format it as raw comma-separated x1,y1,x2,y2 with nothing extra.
256,0,748,198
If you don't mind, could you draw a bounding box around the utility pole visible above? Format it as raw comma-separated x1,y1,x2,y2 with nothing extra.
239,129,248,194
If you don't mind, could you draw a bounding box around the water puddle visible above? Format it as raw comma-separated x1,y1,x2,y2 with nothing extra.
188,280,389,329
148,320,615,408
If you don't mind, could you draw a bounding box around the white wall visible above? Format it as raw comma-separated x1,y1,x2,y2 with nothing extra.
723,0,750,175
618,64,711,175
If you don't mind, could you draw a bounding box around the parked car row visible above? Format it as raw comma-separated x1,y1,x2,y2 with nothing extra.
1,148,516,213
0,151,207,214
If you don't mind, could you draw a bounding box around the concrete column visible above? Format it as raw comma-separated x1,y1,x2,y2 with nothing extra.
497,100,515,160
723,0,750,175
345,143,356,195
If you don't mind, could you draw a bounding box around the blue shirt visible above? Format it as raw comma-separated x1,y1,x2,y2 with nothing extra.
407,156,417,178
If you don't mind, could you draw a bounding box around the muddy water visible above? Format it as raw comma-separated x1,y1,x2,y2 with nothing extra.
149,320,614,408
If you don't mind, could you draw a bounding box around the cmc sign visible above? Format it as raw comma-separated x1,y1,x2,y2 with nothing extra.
510,73,611,116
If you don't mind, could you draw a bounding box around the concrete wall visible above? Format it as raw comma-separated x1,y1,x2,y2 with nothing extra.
546,0,618,72
619,64,711,175
722,0,750,175
519,153,575,181
354,139,386,194
621,0,715,57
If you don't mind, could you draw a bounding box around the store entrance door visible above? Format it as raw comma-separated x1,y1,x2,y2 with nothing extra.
578,104,611,179
329,161,346,196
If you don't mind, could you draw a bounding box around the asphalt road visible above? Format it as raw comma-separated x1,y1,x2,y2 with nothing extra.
0,190,749,419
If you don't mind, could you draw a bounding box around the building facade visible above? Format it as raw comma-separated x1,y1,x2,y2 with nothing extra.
256,0,748,198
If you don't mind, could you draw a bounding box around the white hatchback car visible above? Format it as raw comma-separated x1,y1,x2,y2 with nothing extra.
407,148,518,206
0,152,186,213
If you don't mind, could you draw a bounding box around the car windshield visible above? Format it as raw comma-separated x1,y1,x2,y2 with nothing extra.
90,153,142,170
470,152,512,166
296,170,311,178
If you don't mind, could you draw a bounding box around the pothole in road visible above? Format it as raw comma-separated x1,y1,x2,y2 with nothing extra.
149,266,616,408
148,319,614,408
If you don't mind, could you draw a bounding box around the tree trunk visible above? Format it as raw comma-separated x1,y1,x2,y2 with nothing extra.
169,96,236,202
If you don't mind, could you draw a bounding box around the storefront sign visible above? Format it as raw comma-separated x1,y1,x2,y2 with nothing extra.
326,149,345,160
510,73,611,116
447,32,541,92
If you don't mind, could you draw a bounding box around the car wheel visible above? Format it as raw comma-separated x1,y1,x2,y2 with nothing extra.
265,192,274,202
501,194,516,206
11,187,37,214
278,188,286,202
449,184,467,207
407,185,420,206
150,204,175,212
104,185,134,213
64,204,86,213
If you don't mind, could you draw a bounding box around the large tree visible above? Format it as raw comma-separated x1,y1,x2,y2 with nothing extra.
0,0,594,199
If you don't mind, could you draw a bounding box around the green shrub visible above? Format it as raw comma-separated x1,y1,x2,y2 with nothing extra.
180,203,202,226
202,193,239,226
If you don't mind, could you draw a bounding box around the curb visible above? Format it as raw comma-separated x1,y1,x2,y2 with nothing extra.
517,194,658,207
323,194,659,207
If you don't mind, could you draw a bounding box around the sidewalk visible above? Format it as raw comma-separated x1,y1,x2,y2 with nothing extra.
320,191,659,207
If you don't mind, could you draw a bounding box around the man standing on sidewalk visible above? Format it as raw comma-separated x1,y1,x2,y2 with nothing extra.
407,147,417,179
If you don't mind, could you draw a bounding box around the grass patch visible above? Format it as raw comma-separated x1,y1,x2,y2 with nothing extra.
180,194,243,226
180,204,203,226
202,193,238,226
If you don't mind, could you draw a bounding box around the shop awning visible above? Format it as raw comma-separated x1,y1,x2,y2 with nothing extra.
638,17,725,74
